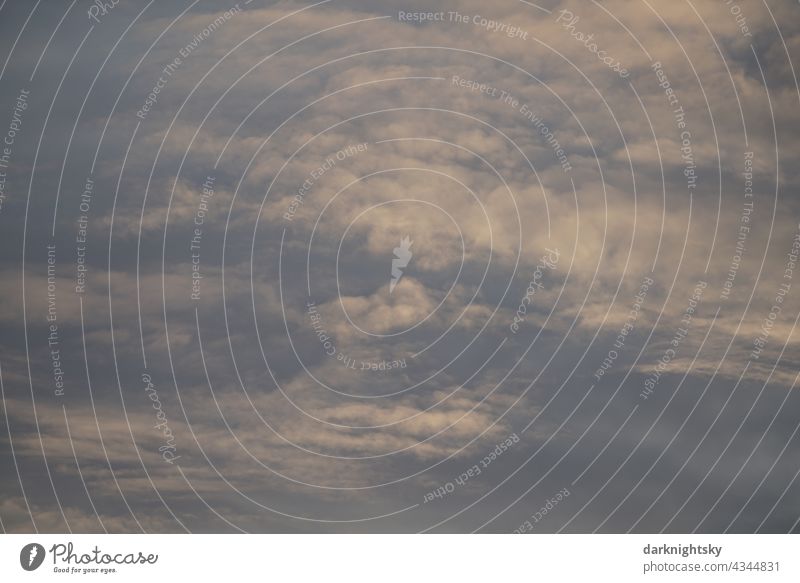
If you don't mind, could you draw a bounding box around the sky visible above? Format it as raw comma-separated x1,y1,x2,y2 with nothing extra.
0,0,799,533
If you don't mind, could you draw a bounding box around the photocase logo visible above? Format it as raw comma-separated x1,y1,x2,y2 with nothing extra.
390,236,413,294
20,543,45,571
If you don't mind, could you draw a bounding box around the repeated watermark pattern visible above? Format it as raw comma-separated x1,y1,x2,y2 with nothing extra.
0,0,797,541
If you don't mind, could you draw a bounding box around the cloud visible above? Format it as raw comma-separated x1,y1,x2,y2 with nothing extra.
0,0,799,533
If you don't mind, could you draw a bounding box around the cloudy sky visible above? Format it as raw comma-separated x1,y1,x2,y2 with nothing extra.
0,0,799,533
